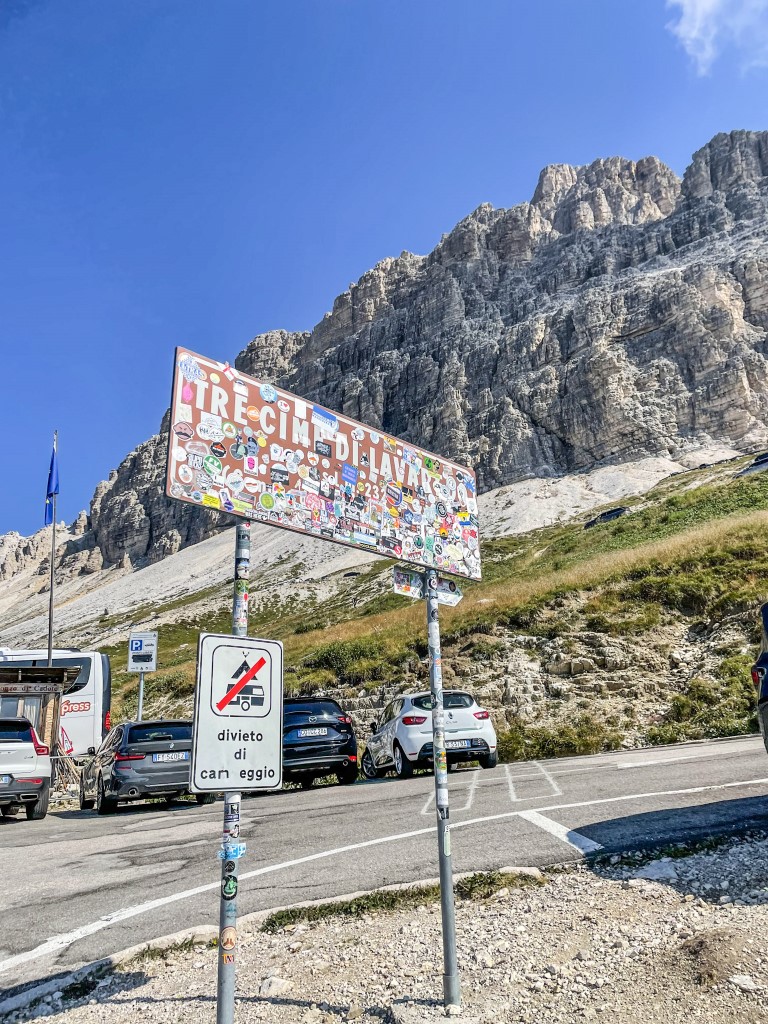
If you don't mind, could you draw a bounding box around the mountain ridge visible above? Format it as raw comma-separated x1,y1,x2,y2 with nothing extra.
2,128,767,586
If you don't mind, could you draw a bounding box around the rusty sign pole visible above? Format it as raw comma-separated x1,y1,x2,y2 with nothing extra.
216,520,250,1024
425,567,461,1010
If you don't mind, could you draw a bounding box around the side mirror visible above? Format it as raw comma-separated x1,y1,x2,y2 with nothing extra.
369,721,377,734
87,746,96,756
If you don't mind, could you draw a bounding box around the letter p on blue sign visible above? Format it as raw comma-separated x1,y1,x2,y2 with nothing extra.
130,639,143,652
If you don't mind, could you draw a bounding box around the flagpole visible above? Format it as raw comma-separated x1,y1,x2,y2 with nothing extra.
47,431,57,669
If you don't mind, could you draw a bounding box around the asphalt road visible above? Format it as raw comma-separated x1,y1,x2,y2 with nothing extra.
2,734,768,995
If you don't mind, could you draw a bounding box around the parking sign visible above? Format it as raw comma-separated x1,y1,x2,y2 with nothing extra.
191,633,283,792
128,631,158,673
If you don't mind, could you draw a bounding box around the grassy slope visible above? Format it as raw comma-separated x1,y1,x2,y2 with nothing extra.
108,457,768,751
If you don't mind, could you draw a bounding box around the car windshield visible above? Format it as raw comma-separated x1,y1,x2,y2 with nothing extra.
411,693,473,710
0,720,33,742
284,700,342,716
127,723,192,743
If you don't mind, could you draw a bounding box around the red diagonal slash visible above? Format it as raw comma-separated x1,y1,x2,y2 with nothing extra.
216,656,266,711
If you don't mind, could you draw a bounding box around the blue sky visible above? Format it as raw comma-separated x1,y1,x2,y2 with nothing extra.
1,0,767,537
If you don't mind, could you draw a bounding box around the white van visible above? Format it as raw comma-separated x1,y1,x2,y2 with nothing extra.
0,649,111,761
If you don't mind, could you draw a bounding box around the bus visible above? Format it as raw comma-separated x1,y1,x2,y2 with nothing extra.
0,648,111,760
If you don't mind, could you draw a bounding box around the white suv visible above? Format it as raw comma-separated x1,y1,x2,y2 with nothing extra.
0,717,52,820
362,690,497,779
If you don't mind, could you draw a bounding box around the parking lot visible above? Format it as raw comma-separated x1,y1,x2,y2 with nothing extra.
2,734,768,996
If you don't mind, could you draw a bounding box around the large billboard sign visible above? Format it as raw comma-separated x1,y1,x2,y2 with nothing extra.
165,348,481,580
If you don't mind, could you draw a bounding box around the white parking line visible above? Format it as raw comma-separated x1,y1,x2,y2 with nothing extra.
617,753,718,770
5,774,768,977
534,760,562,796
504,764,518,803
420,772,480,816
518,809,603,854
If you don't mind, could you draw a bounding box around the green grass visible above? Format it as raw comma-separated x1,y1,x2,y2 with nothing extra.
260,870,544,932
107,459,768,740
497,713,625,762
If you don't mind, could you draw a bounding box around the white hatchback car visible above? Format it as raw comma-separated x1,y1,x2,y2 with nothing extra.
361,690,497,779
0,717,52,820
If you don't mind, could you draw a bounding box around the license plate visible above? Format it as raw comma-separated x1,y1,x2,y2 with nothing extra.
0,775,10,785
298,727,327,737
446,740,470,749
152,751,190,762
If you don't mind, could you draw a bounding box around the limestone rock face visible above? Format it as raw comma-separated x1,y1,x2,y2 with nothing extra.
3,129,768,577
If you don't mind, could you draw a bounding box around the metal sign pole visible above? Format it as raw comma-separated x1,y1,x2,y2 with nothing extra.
137,672,145,721
217,520,250,1024
425,567,461,1009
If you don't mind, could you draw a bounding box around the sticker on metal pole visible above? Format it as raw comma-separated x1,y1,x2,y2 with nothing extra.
191,633,283,792
393,567,463,606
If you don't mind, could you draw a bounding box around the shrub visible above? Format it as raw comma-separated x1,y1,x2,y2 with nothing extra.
497,714,623,762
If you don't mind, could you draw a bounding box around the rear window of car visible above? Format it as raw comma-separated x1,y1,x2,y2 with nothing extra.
0,720,33,742
284,700,342,716
411,693,474,710
126,723,192,743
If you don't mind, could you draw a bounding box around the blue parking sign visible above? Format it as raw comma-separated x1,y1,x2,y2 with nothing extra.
130,639,143,652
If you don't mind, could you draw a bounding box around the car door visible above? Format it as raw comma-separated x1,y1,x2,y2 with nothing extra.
370,703,393,766
382,699,404,764
91,727,121,795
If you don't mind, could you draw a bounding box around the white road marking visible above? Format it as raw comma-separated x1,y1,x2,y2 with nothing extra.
534,760,562,796
504,763,518,803
518,809,603,854
453,776,768,832
5,774,768,976
0,822,434,976
617,753,718,770
420,772,480,816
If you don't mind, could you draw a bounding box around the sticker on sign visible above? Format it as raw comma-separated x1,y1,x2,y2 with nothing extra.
191,633,283,792
392,567,463,606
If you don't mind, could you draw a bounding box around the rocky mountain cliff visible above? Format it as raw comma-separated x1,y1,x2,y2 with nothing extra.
3,129,768,582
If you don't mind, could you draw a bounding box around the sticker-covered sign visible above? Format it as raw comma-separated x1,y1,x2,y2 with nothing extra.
393,567,464,606
165,348,481,580
191,633,283,792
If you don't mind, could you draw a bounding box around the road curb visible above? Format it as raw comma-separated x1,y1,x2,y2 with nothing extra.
0,865,542,1016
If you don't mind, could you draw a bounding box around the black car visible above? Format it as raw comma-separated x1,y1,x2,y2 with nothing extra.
80,719,216,814
282,697,358,788
738,452,768,477
752,604,768,751
584,506,629,529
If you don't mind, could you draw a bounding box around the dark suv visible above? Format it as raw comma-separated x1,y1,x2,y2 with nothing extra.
80,719,216,814
283,697,358,788
752,604,768,750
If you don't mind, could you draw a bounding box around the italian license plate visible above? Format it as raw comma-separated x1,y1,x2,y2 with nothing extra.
152,751,189,763
446,740,470,749
0,775,10,785
298,727,327,737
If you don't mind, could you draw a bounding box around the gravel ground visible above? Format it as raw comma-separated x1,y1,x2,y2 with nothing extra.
11,834,768,1024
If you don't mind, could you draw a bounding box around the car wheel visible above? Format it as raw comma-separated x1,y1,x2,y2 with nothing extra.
480,752,498,770
26,781,50,821
96,777,117,815
196,793,216,805
1,805,18,818
79,776,95,811
336,767,358,786
360,749,385,780
393,744,414,779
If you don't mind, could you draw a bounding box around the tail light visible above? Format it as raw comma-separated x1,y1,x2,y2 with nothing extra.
115,752,145,762
16,778,43,784
30,728,49,756
348,755,357,762
104,710,111,732
337,715,353,724
753,668,765,689
474,710,490,720
402,715,427,726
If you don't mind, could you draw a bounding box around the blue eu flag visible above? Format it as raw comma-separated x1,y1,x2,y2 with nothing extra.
44,434,59,526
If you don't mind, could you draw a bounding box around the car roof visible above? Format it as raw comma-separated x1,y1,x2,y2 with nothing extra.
284,696,340,704
123,719,191,727
403,690,472,700
0,717,33,726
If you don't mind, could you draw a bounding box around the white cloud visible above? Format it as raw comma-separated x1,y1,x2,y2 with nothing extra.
667,0,768,74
